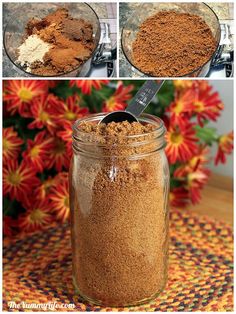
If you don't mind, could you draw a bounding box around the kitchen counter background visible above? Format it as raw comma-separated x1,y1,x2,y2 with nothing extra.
2,2,117,77
119,2,234,77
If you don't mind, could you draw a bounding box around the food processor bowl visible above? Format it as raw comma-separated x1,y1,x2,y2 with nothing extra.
4,2,101,77
121,2,221,77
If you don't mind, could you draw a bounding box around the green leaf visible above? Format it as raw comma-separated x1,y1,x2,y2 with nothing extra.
3,198,25,218
157,81,175,107
170,178,185,189
145,81,174,117
53,81,74,99
169,163,181,176
122,80,145,91
195,125,218,145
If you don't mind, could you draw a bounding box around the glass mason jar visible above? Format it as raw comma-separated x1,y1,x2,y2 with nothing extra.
69,113,169,307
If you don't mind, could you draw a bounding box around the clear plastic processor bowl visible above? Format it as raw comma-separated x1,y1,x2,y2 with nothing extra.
121,2,221,77
4,3,101,77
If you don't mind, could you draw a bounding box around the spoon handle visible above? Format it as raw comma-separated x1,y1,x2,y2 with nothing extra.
126,80,164,117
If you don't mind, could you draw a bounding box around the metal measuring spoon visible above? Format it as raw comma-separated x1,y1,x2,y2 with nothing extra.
101,80,164,124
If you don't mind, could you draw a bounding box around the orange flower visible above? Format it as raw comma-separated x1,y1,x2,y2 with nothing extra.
22,131,54,172
47,136,71,171
54,172,69,184
165,123,198,164
3,160,40,202
174,157,211,204
49,174,69,222
28,94,58,133
193,81,224,126
35,176,57,201
35,173,68,201
51,94,89,125
3,127,23,163
3,80,48,117
188,167,210,204
57,120,73,152
187,166,210,185
196,80,212,92
102,81,133,112
169,87,196,127
171,144,210,205
18,198,52,233
173,80,195,91
70,80,109,94
170,187,189,208
215,131,234,165
177,146,210,174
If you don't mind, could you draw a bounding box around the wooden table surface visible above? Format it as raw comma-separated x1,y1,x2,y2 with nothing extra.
186,173,233,225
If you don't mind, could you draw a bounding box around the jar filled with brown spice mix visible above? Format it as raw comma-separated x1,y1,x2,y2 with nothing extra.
69,113,169,306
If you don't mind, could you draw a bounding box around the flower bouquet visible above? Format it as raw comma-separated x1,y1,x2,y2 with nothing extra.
3,80,233,236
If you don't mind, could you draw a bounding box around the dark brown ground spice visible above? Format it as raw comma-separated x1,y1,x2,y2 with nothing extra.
132,11,217,77
70,121,169,306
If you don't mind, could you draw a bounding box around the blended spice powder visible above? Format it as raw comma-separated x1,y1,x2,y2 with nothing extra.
132,11,217,77
17,8,95,75
70,121,169,306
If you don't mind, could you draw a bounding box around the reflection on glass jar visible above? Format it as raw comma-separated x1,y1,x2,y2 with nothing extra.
70,113,169,306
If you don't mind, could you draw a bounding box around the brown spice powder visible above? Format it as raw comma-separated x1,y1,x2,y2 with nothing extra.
132,11,217,77
24,8,95,75
70,121,169,306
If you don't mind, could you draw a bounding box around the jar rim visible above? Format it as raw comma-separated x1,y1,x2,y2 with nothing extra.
72,113,165,140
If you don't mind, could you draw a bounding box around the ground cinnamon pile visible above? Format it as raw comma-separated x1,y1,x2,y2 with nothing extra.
132,11,217,77
17,8,95,75
70,121,169,306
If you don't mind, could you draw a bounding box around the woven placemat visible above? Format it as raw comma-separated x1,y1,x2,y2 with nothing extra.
3,209,233,312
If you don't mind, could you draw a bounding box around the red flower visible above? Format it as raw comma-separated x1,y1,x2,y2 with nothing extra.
69,80,109,94
169,87,196,128
188,146,210,169
174,80,195,91
22,131,54,172
3,216,16,237
57,120,73,153
28,94,59,134
35,176,57,201
47,80,60,88
215,131,234,165
46,136,71,171
51,94,88,125
3,127,23,163
102,81,133,112
3,160,40,202
18,198,52,233
174,157,210,204
161,113,170,129
3,80,48,117
188,167,210,204
165,123,198,164
193,81,224,126
49,173,69,222
170,187,189,207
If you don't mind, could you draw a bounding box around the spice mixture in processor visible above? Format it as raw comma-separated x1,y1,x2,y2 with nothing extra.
70,119,169,306
16,8,95,75
132,11,217,77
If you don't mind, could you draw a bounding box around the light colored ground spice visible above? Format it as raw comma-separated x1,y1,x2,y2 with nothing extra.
17,35,51,72
70,121,169,306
